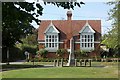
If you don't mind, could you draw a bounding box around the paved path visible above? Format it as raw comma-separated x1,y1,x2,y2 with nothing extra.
1,61,54,72
0,60,26,65
0,62,25,65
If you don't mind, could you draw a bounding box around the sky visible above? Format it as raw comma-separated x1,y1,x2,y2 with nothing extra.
27,0,115,35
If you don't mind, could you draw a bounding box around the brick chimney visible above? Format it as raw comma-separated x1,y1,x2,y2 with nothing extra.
67,10,72,20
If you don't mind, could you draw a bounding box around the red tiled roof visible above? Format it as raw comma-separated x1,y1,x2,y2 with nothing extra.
38,20,101,41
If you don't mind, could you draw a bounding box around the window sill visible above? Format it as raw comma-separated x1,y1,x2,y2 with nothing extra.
80,47,94,51
45,48,58,52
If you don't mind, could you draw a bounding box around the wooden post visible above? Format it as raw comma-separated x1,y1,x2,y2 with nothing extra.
79,59,82,66
60,59,63,67
57,59,59,67
54,60,57,67
75,59,77,67
84,59,86,67
89,59,91,67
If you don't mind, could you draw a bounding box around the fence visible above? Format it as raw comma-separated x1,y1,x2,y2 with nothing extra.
53,58,120,67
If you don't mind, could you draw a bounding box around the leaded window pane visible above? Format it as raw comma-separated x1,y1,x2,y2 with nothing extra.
49,43,51,47
46,43,48,47
55,39,57,42
52,43,54,47
46,39,48,42
91,43,92,47
45,34,58,48
55,43,57,47
52,39,54,42
52,35,54,38
49,39,51,42
80,34,94,49
49,35,51,38
46,35,48,38
55,35,57,38
85,43,86,47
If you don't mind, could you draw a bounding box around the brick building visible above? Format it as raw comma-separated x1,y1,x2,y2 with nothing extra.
38,10,101,58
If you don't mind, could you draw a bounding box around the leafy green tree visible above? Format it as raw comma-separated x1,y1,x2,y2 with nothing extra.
102,1,120,57
2,1,84,48
2,2,42,64
2,1,84,64
2,2,42,48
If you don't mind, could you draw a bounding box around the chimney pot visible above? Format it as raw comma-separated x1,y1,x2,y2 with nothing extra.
67,10,72,20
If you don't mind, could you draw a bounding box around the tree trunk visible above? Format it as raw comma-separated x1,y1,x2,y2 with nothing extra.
7,47,9,65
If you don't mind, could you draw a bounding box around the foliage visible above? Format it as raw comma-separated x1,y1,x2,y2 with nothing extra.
22,29,38,45
43,1,85,10
102,1,120,49
74,50,88,58
2,46,24,62
2,1,85,62
102,1,120,57
36,49,48,58
22,45,37,55
2,2,43,48
2,1,84,48
56,49,68,58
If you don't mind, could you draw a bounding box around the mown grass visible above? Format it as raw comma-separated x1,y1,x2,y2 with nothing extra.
1,62,118,78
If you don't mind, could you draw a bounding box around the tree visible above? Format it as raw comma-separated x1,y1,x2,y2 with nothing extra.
43,1,85,10
2,1,84,64
102,1,120,57
2,1,84,48
2,2,42,48
2,2,43,64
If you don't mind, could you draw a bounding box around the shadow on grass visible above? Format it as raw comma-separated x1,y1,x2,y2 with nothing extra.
2,64,44,71
62,65,105,68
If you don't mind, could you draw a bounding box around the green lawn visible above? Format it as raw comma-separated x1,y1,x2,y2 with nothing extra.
1,62,119,78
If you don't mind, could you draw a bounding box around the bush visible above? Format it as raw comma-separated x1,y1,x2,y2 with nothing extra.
2,46,25,62
56,49,68,58
74,50,88,58
36,49,48,58
22,45,37,55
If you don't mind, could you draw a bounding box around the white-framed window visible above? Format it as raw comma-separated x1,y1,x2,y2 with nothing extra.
79,21,95,51
45,34,59,49
44,21,60,52
80,33,94,51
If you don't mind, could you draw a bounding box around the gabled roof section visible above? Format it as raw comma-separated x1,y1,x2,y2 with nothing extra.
44,21,60,34
79,21,95,33
38,20,101,40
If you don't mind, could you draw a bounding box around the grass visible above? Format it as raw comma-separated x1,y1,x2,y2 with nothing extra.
1,62,119,78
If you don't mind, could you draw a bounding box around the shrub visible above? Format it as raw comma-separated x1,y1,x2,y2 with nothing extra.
56,49,68,58
74,50,88,58
36,49,48,58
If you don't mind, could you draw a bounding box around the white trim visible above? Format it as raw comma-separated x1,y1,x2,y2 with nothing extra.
75,41,100,44
45,34,59,49
38,42,45,44
45,48,58,52
80,33,95,51
94,41,101,43
75,42,80,43
39,41,100,44
59,42,64,43
44,21,59,34
38,41,64,44
79,21,95,33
